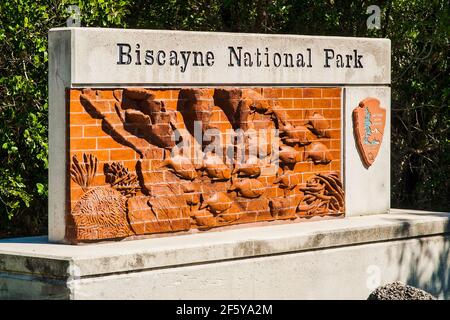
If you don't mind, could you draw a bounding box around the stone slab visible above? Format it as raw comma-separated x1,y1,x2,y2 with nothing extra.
69,233,450,299
1,209,449,299
49,28,390,86
344,86,391,216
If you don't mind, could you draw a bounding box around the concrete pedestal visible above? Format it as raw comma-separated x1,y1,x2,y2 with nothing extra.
1,209,449,299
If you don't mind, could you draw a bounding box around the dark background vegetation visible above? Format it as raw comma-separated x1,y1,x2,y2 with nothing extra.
0,0,448,237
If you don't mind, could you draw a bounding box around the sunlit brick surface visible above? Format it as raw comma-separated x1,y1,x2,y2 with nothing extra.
66,87,343,243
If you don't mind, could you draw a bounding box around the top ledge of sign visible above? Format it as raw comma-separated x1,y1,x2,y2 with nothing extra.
49,27,391,86
49,27,391,42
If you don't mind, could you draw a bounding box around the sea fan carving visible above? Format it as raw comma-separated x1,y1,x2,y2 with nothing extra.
70,153,98,192
104,162,140,197
298,172,344,215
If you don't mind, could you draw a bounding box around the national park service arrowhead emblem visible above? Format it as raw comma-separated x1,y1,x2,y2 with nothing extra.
352,97,386,167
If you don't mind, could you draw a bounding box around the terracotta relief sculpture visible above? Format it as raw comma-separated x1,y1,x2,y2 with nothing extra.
353,97,386,167
67,87,344,243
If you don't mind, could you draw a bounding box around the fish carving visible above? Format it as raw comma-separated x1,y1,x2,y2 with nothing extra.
279,121,314,146
306,112,331,138
229,178,265,198
278,145,303,165
304,142,333,164
199,192,233,214
273,170,300,190
232,155,262,178
159,154,197,180
201,152,232,181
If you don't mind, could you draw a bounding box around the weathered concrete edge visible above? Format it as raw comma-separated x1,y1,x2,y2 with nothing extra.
1,209,449,279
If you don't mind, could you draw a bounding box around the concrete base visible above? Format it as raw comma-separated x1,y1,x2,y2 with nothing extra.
1,209,449,299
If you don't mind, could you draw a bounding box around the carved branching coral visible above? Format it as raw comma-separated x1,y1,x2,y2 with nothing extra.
104,162,140,197
298,172,344,215
70,153,98,192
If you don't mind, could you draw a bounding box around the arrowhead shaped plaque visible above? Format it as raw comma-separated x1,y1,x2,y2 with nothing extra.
352,97,386,167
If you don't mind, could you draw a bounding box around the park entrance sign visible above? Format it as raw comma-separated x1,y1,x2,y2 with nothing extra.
48,28,391,244
6,27,450,300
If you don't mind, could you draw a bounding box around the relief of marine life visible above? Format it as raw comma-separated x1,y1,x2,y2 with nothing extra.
228,178,265,198
199,192,233,214
191,210,217,229
245,130,273,158
241,89,274,115
304,142,333,164
159,154,198,180
69,86,343,242
298,172,344,216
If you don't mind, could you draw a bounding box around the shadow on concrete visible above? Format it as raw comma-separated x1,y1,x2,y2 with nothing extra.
0,236,48,244
382,209,450,299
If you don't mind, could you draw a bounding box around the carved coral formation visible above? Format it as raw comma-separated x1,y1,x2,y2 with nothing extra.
298,172,344,216
70,153,98,192
67,186,131,241
104,162,140,197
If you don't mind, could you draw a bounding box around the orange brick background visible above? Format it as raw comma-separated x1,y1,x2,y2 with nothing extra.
67,87,342,242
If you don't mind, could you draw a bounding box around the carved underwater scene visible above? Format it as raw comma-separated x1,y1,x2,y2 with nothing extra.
67,87,343,243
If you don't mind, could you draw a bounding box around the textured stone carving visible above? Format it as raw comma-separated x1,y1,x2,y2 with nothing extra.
68,154,131,242
67,87,344,243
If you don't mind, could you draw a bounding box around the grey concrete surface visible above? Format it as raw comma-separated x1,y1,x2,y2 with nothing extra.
1,209,449,299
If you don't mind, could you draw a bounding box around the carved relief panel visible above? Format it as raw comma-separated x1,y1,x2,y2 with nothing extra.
67,87,344,243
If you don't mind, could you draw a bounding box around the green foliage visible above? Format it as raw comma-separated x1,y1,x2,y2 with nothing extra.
0,0,448,237
0,0,129,236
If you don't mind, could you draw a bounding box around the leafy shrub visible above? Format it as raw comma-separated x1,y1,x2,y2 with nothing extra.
0,0,128,237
